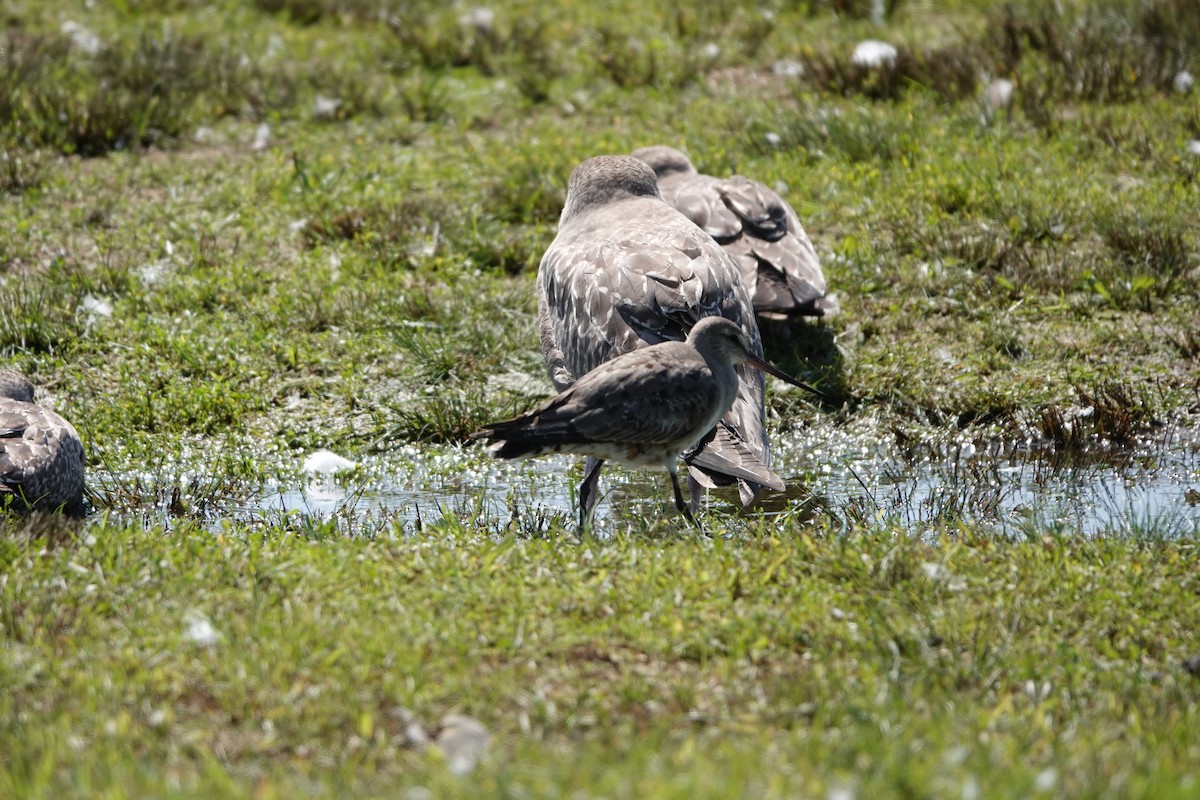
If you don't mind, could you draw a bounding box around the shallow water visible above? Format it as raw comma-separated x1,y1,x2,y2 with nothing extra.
227,420,1200,538
774,419,1200,538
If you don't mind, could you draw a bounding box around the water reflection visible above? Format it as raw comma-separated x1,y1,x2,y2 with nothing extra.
93,424,1200,538
774,419,1200,538
253,422,1200,538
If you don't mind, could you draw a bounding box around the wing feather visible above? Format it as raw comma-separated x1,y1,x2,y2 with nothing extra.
0,401,85,513
537,183,776,499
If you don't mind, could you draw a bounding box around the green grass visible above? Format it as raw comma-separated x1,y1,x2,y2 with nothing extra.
2,521,1198,798
1,0,1199,795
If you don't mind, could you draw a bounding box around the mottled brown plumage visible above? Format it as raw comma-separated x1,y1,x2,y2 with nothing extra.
474,316,809,528
0,369,86,516
537,155,783,522
632,145,837,319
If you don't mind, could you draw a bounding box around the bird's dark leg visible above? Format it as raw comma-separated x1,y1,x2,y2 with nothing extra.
687,475,705,516
578,456,605,530
670,467,704,532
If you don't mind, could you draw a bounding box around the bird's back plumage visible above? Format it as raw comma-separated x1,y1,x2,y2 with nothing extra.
537,156,780,502
632,145,836,318
480,335,734,467
0,370,86,516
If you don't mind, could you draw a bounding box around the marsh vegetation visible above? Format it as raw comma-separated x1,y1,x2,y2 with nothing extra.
1,0,1198,796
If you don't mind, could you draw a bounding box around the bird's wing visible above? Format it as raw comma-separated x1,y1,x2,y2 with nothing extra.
536,198,773,493
717,176,827,310
549,346,722,446
616,213,771,477
0,408,33,485
0,400,85,514
538,202,757,381
0,403,84,479
661,174,743,242
479,345,724,458
717,176,788,241
538,235,644,391
686,421,785,490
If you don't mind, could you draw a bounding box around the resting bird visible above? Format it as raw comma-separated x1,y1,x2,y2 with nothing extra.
0,369,86,516
631,145,837,319
537,155,810,526
475,316,809,528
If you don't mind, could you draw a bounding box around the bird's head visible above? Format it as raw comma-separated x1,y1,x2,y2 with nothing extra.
0,369,36,403
630,145,697,180
560,156,661,224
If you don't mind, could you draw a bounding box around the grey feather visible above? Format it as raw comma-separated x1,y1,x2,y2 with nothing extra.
0,369,86,516
536,156,783,510
632,145,838,318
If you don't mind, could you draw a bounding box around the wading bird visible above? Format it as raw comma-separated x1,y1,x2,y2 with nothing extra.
631,145,837,319
0,369,86,516
536,155,816,526
474,316,811,529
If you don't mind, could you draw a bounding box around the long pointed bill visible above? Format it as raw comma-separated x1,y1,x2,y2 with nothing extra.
744,354,826,400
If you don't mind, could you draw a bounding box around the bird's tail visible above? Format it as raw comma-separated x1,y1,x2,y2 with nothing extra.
684,420,785,506
472,433,542,461
470,410,578,461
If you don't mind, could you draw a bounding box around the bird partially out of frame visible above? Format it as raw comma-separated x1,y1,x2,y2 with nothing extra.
0,369,86,517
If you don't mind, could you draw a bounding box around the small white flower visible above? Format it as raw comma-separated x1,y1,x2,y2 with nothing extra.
921,562,966,592
459,7,495,35
851,40,897,68
252,124,271,151
827,785,856,800
62,21,101,55
81,294,113,324
139,261,168,285
1034,768,1057,792
436,714,490,775
772,59,804,78
984,78,1014,110
313,95,342,119
183,610,221,648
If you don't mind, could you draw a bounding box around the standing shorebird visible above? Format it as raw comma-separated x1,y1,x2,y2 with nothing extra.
631,145,837,320
0,369,86,516
474,316,810,528
537,155,810,526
